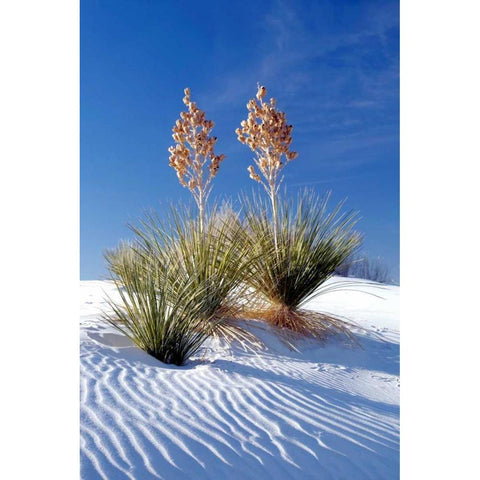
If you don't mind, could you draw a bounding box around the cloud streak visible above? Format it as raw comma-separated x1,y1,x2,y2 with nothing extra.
198,0,398,176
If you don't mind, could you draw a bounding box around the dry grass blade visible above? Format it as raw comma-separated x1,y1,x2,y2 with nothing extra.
241,306,363,349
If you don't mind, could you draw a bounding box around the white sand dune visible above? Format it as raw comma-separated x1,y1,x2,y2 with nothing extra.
80,277,399,479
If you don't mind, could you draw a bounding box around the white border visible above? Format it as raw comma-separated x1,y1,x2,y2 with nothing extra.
1,1,79,477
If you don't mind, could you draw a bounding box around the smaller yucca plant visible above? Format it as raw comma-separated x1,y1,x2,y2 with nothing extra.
103,247,222,366
240,190,362,343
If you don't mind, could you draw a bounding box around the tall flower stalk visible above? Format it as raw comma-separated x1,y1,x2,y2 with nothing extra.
236,85,298,249
169,88,225,233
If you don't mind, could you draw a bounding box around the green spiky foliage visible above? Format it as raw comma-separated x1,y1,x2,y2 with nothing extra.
104,241,139,277
103,250,221,366
107,204,262,350
239,190,362,342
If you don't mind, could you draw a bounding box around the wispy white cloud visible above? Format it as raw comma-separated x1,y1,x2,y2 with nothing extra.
288,170,378,188
209,0,397,102
202,0,398,170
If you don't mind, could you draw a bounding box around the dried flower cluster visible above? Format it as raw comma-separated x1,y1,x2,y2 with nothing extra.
236,85,298,193
169,87,225,230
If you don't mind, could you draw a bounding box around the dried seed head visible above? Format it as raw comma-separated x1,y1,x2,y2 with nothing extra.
237,85,297,188
248,165,261,182
256,85,267,101
168,88,225,208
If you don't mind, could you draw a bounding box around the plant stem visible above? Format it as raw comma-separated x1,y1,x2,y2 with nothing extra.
193,150,205,234
198,194,205,234
269,180,278,252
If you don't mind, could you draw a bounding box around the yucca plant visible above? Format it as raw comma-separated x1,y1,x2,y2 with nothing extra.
239,190,362,343
103,247,222,366
122,204,262,349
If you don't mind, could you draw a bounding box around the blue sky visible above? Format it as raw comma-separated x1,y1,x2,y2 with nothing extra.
81,0,399,281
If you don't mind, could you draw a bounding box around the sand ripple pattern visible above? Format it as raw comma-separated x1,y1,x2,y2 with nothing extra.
80,340,398,478
80,279,399,479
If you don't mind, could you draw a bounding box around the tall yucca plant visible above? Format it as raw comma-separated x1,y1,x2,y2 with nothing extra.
240,190,362,341
103,248,221,366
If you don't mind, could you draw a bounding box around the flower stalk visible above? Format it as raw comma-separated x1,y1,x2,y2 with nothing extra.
169,88,225,232
236,85,298,249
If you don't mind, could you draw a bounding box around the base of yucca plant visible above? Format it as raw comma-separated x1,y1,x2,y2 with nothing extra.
241,304,360,346
144,349,186,367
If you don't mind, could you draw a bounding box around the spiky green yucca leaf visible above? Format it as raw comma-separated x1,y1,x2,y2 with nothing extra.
103,251,222,366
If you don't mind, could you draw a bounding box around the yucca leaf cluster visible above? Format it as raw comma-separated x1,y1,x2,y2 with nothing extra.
238,191,362,339
104,205,261,365
103,247,220,366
